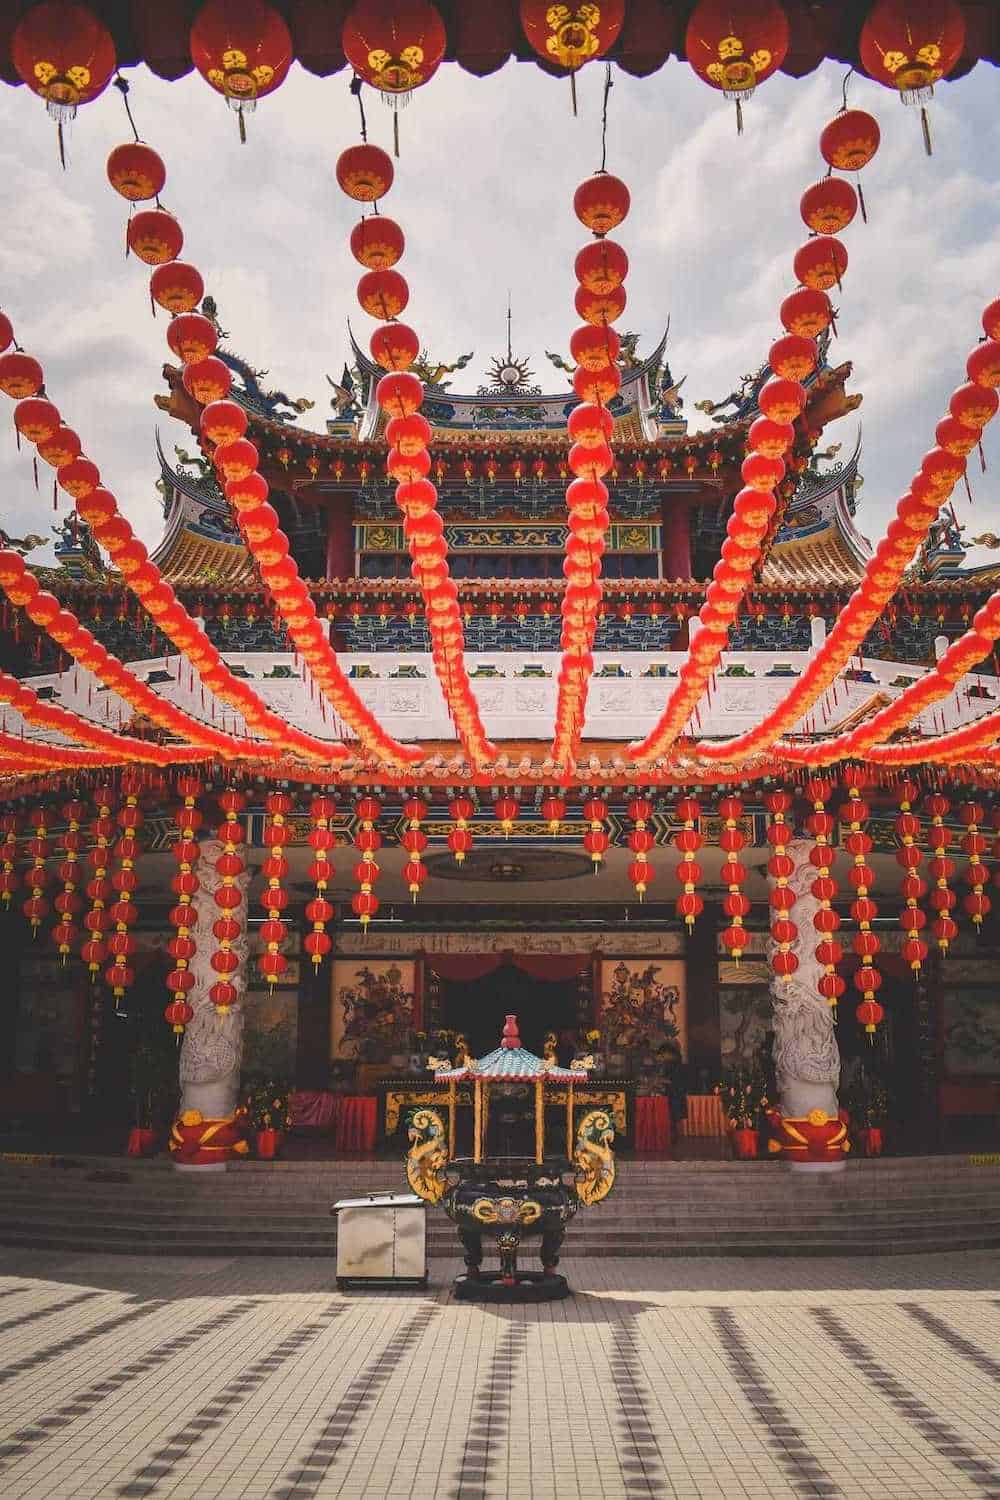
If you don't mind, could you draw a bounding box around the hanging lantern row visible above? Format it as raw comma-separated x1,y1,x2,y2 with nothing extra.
82,784,114,980
694,252,1000,776
842,768,881,1018
627,795,654,903
104,769,142,1007
306,793,337,963
552,168,631,766
400,794,428,902
959,799,991,932
210,787,247,1014
672,796,704,928
895,777,929,973
807,776,845,1008
164,774,201,1036
338,140,494,766
102,139,407,769
352,793,382,931
258,790,292,988
630,97,865,765
718,794,749,962
764,789,798,982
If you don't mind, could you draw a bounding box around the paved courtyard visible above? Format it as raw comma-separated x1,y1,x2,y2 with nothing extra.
0,1249,998,1500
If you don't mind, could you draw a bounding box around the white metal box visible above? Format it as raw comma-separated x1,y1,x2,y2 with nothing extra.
333,1193,427,1287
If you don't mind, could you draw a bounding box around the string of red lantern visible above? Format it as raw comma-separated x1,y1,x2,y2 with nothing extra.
104,143,414,769
685,0,790,133
0,667,203,768
401,795,428,902
925,791,958,952
519,0,624,115
993,809,1000,909
190,0,293,142
352,794,382,932
0,549,253,765
305,793,337,965
259,790,292,989
718,794,750,963
859,0,965,156
806,777,845,1012
673,797,704,928
582,794,610,869
52,797,85,963
552,168,630,766
764,789,798,983
22,804,49,937
775,591,1000,768
211,789,247,1014
337,142,494,765
0,733,119,774
842,769,882,1034
958,799,991,933
692,300,1000,768
0,811,18,910
631,103,859,761
627,795,654,904
105,771,143,1008
165,775,201,1036
447,794,474,866
10,0,116,165
343,0,447,155
81,786,115,981
895,778,929,975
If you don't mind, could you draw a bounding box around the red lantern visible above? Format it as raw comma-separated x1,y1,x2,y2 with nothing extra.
336,143,395,202
820,109,881,171
128,209,184,266
12,2,116,155
494,794,520,837
860,0,964,154
164,998,194,1036
358,268,410,320
573,174,630,237
351,888,379,931
342,0,446,151
793,235,848,292
183,355,232,405
190,0,293,138
856,998,885,1036
541,794,566,833
150,261,205,315
686,0,790,130
350,215,405,269
520,0,625,92
106,142,166,202
769,333,817,381
370,322,420,371
780,287,833,338
799,177,858,234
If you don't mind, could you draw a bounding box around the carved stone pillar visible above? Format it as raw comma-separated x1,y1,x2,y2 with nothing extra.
768,838,845,1171
177,837,249,1135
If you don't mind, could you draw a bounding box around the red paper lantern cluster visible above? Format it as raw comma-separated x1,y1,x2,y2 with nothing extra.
402,795,428,902
305,793,337,964
925,791,958,951
165,775,201,1032
764,790,798,981
259,790,292,987
842,770,881,1029
673,797,704,927
22,804,50,935
553,170,631,765
211,789,247,1013
806,777,845,1008
337,140,493,764
718,794,750,961
686,0,790,131
959,800,990,932
81,787,114,979
895,778,929,973
352,794,382,931
583,795,609,870
105,771,143,1005
627,796,655,903
52,798,85,961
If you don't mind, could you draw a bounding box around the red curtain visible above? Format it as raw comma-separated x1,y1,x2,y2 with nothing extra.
424,951,592,984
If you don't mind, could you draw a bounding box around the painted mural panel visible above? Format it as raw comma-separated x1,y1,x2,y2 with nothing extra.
330,958,416,1061
597,958,686,1059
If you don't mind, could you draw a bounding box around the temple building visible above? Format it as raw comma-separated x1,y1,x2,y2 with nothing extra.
3,288,998,1167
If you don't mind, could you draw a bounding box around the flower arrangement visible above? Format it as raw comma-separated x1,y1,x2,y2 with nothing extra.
715,1068,769,1130
242,1079,293,1132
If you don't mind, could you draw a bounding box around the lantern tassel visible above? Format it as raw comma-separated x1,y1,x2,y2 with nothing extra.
921,105,932,157
32,455,38,491
857,177,868,224
964,471,973,504
57,118,66,171
735,98,744,135
392,108,400,158
238,105,247,145
570,71,578,118
979,439,987,474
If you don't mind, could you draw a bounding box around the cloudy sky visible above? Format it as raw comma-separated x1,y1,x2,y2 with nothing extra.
1,53,999,565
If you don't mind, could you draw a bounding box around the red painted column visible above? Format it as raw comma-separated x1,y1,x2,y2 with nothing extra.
661,496,692,581
325,501,354,582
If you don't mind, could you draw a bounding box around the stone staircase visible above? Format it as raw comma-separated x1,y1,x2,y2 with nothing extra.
1,1154,999,1258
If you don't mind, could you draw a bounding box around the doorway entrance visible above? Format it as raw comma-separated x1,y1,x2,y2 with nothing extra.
440,960,584,1062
